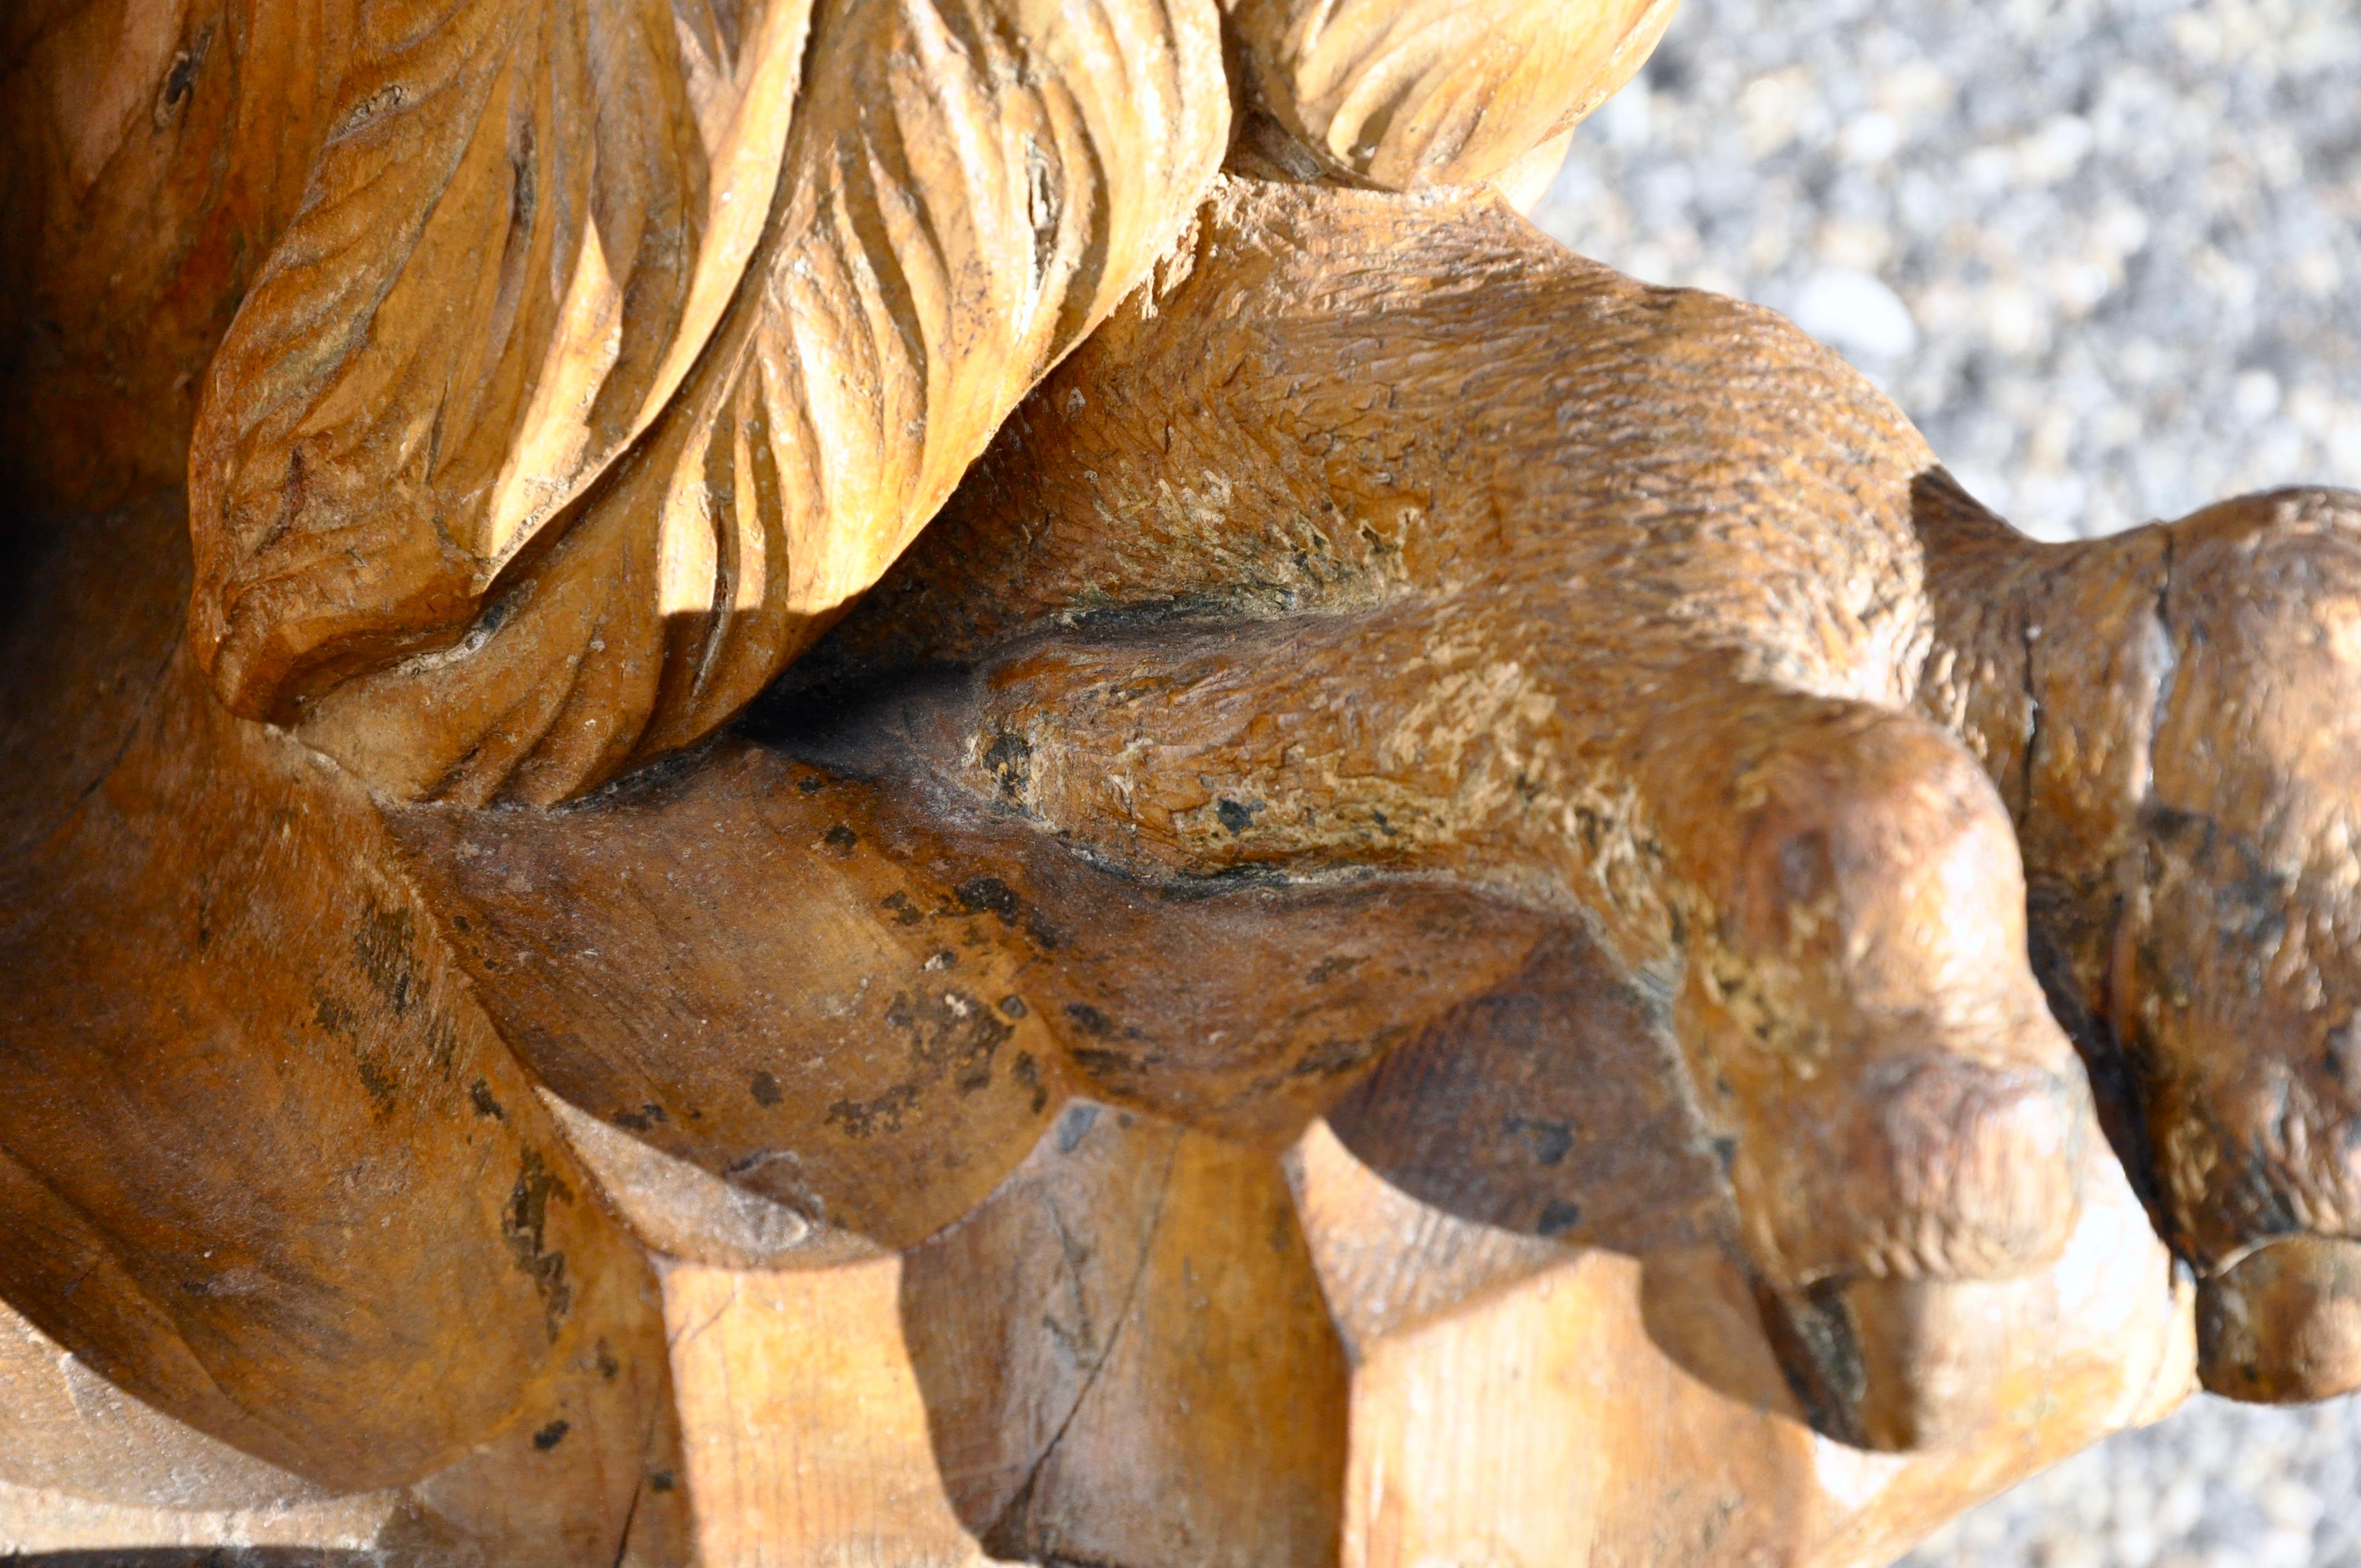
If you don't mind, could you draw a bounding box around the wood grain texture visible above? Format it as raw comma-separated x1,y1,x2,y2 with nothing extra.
1225,0,1679,188
661,1254,1013,1568
0,1297,357,1513
0,1281,684,1565
0,0,357,509
1921,484,2361,1401
974,1123,1349,1568
601,1101,1350,1567
188,0,712,710
793,171,2097,1446
802,165,2361,1417
8,1,2361,1558
1295,1120,2191,1568
391,730,1571,1234
182,0,1230,807
0,498,677,1518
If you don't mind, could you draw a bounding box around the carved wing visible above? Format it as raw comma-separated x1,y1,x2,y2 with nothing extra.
190,0,1230,804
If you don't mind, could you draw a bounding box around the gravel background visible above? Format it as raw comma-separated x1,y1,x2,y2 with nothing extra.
1531,0,2361,541
1526,2,2361,1562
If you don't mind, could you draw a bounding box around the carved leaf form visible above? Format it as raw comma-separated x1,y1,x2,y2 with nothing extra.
1224,0,1677,188
192,0,1230,806
188,0,712,713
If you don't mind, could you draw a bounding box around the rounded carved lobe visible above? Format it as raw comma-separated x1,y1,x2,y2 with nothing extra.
189,0,1230,804
1222,0,1678,190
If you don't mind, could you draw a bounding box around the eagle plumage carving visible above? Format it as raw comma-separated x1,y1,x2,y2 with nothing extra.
176,0,1665,805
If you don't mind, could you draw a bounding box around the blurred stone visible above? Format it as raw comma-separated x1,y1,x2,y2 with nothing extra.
1532,0,2361,542
1794,267,1920,358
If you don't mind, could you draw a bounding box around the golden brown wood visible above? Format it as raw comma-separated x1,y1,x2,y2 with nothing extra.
5,0,2359,1562
1,0,356,510
802,170,2361,1434
1223,0,1677,189
181,0,1231,808
799,172,2095,1447
1920,484,2361,1400
0,505,679,1518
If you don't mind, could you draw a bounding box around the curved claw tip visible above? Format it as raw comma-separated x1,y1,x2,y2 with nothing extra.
2199,1235,2361,1404
1840,1276,2010,1451
1772,1276,2012,1451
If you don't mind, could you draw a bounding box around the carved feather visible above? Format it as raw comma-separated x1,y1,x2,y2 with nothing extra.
191,0,1228,806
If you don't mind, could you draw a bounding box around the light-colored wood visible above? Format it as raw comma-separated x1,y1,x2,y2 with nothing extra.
0,1288,684,1564
982,1124,1349,1568
0,1482,398,1558
540,1088,891,1271
0,1296,405,1555
0,1297,340,1512
662,1256,1008,1568
1295,1120,2192,1568
650,1104,1350,1568
1224,0,1678,189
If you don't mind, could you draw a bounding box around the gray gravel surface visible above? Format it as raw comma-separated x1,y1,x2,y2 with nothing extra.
1526,2,2360,1563
1531,0,2361,542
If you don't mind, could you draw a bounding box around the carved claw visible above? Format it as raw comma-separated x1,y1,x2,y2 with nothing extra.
1820,1278,2018,1450
1680,705,2088,1447
1925,483,2361,1403
781,173,2117,1447
1697,705,2087,1277
2199,1236,2361,1403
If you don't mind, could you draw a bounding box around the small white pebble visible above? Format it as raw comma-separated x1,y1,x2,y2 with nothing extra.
1792,268,1920,360
2232,368,2283,423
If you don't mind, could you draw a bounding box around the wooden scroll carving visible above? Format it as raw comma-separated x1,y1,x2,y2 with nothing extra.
1,0,2355,1563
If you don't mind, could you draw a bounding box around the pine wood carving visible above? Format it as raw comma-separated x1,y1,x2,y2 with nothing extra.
2,0,2356,1563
